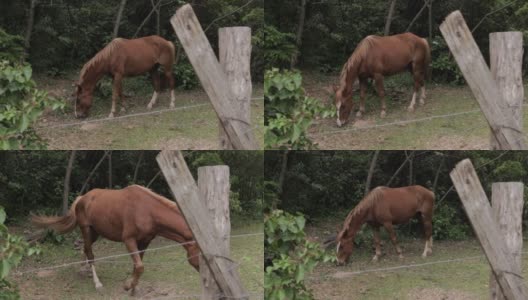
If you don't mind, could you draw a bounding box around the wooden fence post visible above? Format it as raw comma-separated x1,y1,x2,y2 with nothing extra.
198,166,231,299
489,32,524,149
490,182,524,300
156,150,248,299
439,11,525,150
170,4,258,150
449,159,528,300
218,27,253,150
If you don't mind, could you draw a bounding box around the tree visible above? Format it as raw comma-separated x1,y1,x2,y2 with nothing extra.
384,0,398,35
62,151,76,216
113,0,127,38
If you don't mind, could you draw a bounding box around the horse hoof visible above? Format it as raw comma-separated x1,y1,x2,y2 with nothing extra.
95,284,104,292
120,107,126,113
356,111,363,118
399,255,404,260
419,100,425,106
407,106,415,113
123,280,133,291
372,256,379,262
108,113,115,118
380,111,386,118
147,105,153,110
170,104,175,109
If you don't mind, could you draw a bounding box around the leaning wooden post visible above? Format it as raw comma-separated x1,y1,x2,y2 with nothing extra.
489,182,524,300
170,5,258,150
450,159,528,300
439,11,525,150
156,151,248,299
198,166,231,299
218,27,253,149
489,32,524,149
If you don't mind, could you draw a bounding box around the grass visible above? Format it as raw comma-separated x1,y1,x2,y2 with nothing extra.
302,70,528,150
10,221,263,299
305,220,528,300
33,72,264,150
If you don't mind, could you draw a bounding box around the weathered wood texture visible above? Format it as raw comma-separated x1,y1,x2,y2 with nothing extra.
489,32,524,149
171,5,258,150
489,182,524,300
450,159,528,300
218,27,254,149
439,11,525,150
156,151,248,299
198,166,231,300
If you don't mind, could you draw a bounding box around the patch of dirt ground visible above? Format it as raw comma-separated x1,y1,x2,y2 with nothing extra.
407,288,479,300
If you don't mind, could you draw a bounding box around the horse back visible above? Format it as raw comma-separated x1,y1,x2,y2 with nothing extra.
114,35,175,75
375,185,433,223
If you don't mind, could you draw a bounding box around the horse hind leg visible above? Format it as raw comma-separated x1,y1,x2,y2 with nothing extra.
373,74,386,118
123,239,144,296
164,69,176,109
110,74,123,118
422,215,433,257
80,226,103,291
419,85,426,106
371,225,382,262
147,69,161,110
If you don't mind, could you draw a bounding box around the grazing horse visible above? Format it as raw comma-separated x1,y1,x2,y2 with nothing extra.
334,33,431,126
324,185,434,265
31,185,199,295
73,35,177,118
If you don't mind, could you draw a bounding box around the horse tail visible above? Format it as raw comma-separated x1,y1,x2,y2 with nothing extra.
422,38,431,81
168,41,178,66
31,196,81,234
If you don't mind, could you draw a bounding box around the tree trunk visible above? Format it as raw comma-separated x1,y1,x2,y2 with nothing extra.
278,150,289,195
80,151,110,194
108,151,112,188
432,156,444,193
151,0,160,35
113,0,127,38
25,0,38,50
365,150,380,196
384,0,398,36
406,151,414,185
62,151,76,216
133,151,144,183
291,0,307,67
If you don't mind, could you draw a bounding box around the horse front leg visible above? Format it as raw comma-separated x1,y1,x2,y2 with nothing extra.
80,226,103,291
356,78,367,118
110,74,123,118
371,225,382,262
383,222,403,259
147,70,160,110
373,74,386,118
123,239,144,296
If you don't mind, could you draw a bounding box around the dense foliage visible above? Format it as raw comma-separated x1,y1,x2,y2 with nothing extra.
264,150,528,240
0,206,41,299
0,151,263,220
265,209,333,300
0,29,63,149
265,0,528,82
265,69,334,149
0,0,264,79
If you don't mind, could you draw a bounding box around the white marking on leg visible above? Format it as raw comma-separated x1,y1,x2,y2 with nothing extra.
408,92,416,112
170,90,175,108
336,103,342,126
147,91,158,110
429,236,433,254
419,86,426,105
422,239,429,257
91,264,103,290
336,242,340,254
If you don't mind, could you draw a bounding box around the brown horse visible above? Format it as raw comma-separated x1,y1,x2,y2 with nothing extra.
74,35,177,118
325,185,434,265
334,33,431,126
31,185,199,295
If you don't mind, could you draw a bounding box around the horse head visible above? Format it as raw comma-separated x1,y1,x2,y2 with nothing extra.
335,224,355,266
73,82,92,119
334,85,353,127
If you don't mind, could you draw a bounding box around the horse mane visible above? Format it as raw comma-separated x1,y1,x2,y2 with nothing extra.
130,185,180,212
79,38,124,84
338,35,376,89
338,186,386,239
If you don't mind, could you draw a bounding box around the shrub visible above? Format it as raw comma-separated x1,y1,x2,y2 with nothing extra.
253,25,297,70
430,36,464,84
265,68,334,149
0,206,41,299
265,209,334,300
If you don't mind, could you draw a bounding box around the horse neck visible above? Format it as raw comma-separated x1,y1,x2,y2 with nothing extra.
341,207,368,240
79,62,106,93
338,60,359,97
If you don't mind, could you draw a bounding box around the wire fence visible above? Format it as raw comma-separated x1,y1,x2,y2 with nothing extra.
14,231,264,299
37,96,264,131
307,250,528,282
